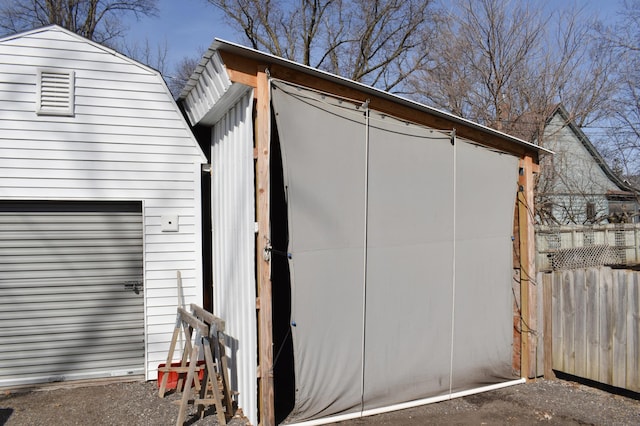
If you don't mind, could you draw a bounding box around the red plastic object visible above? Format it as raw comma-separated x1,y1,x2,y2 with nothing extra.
157,360,205,390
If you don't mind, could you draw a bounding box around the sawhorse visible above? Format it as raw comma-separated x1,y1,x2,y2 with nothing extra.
158,306,234,425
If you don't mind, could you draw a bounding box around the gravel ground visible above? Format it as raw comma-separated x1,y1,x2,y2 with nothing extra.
332,377,640,425
1,376,639,425
0,379,250,426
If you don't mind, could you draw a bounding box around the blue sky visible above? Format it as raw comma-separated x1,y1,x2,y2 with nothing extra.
124,0,622,74
123,0,238,71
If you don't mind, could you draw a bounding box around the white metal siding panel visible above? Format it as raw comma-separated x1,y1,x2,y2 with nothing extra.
0,27,206,382
211,90,257,426
182,52,233,125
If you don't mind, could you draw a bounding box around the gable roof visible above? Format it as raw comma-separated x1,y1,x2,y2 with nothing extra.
0,24,206,162
179,39,551,159
546,104,637,194
0,24,160,75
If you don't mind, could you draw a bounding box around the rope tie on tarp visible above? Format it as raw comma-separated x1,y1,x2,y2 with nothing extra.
263,240,292,261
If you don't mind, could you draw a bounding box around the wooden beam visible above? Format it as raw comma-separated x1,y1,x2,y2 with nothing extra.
270,64,540,159
518,156,537,379
255,67,275,426
216,50,540,161
218,50,258,88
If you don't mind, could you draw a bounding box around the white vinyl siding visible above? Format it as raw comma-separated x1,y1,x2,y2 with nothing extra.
543,113,622,224
0,26,206,381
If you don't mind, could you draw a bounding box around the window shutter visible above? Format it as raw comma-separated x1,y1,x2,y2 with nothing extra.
36,69,75,116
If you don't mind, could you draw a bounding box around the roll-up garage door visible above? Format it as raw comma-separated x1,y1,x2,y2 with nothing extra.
0,201,144,387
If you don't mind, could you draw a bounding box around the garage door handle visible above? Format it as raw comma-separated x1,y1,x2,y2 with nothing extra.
124,281,143,294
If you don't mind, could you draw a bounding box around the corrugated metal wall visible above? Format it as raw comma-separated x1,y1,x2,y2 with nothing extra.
180,51,233,125
0,201,144,386
211,89,257,426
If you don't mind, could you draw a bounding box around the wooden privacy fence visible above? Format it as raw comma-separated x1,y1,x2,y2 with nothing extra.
540,267,640,393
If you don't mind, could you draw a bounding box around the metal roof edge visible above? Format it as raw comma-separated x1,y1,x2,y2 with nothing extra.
181,38,551,156
0,25,162,76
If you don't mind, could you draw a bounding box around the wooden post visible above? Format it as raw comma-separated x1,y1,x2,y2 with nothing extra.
518,156,537,379
255,67,275,426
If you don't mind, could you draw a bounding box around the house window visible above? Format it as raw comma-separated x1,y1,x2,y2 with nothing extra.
608,198,639,223
36,69,75,116
586,202,596,223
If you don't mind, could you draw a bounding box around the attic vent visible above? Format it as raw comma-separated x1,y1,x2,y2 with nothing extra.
36,69,75,116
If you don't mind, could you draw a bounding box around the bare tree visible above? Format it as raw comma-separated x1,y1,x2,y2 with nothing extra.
593,0,640,179
403,0,623,225
205,0,438,92
166,54,203,98
409,0,617,143
120,36,169,73
0,0,158,44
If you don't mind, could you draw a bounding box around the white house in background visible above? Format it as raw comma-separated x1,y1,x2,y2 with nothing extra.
0,25,207,387
537,105,639,225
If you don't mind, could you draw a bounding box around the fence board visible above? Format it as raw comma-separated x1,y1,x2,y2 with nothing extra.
542,274,555,378
574,269,587,378
628,274,640,392
537,277,545,377
561,271,576,373
612,271,628,389
552,272,563,371
598,268,613,385
585,268,599,380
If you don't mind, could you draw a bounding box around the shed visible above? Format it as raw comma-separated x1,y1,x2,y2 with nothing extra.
0,26,206,386
179,40,547,425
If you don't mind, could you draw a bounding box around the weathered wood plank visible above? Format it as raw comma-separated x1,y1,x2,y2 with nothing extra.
255,68,275,426
562,270,576,374
537,272,545,377
585,268,600,381
612,271,628,388
598,267,613,385
627,273,640,392
552,271,564,371
574,269,587,378
543,273,555,379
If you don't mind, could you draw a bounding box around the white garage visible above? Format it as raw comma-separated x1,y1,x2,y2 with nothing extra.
0,26,207,386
